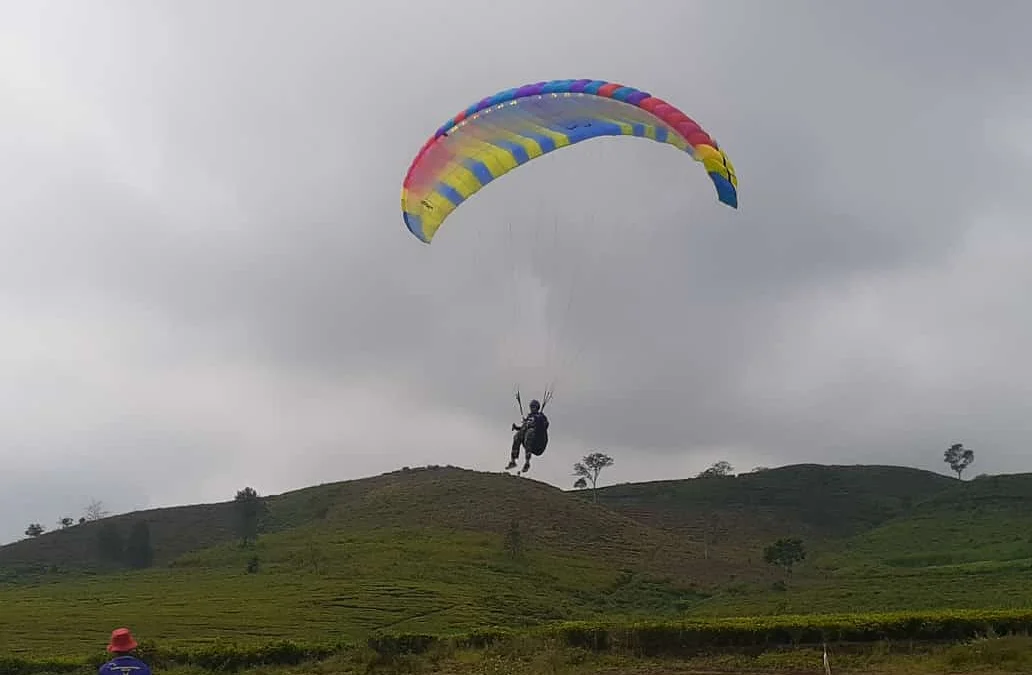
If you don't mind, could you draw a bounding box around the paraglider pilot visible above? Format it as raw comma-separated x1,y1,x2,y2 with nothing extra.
507,399,549,473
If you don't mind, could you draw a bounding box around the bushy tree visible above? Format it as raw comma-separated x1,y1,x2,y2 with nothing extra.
572,452,614,503
697,460,735,478
233,487,268,546
763,537,806,577
943,443,974,479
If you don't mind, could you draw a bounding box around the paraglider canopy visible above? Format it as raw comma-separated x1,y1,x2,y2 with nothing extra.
400,78,738,244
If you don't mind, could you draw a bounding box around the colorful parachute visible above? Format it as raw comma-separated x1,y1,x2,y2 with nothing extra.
401,78,738,243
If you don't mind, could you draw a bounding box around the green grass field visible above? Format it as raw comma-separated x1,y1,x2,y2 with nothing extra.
2,463,1031,672
0,522,704,657
7,619,1032,674
215,635,1032,675
0,530,582,656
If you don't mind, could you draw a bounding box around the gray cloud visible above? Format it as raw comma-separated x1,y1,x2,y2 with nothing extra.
2,0,1031,543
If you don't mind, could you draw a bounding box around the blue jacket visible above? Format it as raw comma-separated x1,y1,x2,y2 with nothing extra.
99,656,151,675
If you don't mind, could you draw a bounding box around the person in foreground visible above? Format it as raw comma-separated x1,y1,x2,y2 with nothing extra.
98,628,151,675
507,398,549,473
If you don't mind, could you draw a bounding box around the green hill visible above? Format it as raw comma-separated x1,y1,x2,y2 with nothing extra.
822,472,1032,570
0,466,724,656
2,463,1031,658
591,463,957,551
0,466,743,584
684,471,1032,617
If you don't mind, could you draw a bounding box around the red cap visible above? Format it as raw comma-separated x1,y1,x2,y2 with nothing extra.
107,628,138,653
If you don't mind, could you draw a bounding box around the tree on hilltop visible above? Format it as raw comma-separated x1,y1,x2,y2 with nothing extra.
573,452,614,503
233,487,269,547
943,443,974,479
697,460,735,478
84,499,109,521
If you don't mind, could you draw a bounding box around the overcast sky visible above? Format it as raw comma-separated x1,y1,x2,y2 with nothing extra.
2,1,1031,544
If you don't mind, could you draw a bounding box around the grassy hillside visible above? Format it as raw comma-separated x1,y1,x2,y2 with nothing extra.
2,463,1031,659
1,462,958,575
822,472,1032,570
590,463,957,550
1,466,753,586
0,501,240,572
683,471,1032,617
0,467,722,656
0,526,641,657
